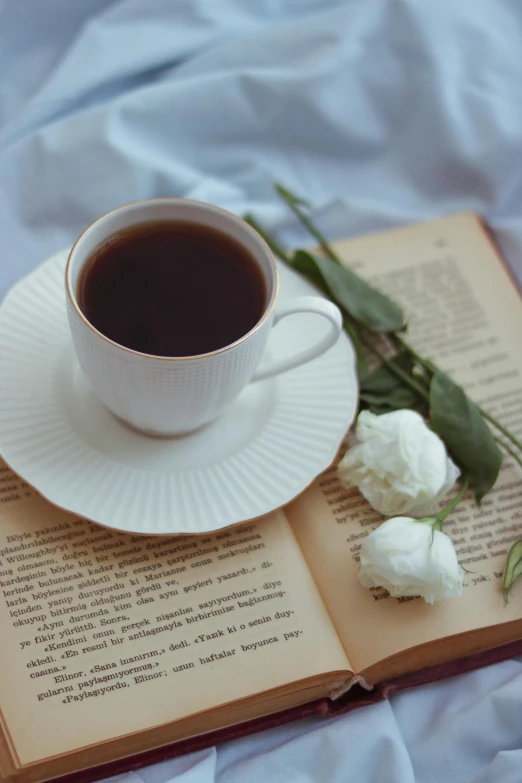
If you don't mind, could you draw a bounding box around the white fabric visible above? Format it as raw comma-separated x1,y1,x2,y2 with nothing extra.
1,0,522,780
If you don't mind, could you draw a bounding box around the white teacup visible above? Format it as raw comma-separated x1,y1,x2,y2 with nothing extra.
65,199,342,436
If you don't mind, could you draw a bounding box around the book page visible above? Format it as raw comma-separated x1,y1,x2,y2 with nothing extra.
287,213,522,677
0,467,349,765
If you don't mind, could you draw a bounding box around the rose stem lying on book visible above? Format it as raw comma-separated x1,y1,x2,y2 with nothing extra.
244,185,522,598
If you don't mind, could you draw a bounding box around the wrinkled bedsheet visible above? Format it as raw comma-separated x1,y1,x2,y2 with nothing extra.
1,1,522,780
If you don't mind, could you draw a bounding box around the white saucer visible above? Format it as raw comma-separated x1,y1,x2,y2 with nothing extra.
0,250,357,535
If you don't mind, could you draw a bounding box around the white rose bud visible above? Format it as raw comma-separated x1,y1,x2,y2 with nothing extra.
338,409,459,517
359,516,463,604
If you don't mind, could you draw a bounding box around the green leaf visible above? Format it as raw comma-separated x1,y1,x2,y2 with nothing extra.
359,354,425,414
292,250,330,295
355,356,370,382
291,250,377,381
360,385,419,412
293,250,405,333
429,371,503,503
360,353,415,395
360,402,392,415
502,540,522,602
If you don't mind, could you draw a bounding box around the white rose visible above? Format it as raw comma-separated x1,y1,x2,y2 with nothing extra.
338,409,459,517
359,516,463,604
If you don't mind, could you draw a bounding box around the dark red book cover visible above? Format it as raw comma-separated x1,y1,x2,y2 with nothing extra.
52,637,522,783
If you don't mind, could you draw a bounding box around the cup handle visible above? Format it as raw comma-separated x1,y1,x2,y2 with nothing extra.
252,296,343,382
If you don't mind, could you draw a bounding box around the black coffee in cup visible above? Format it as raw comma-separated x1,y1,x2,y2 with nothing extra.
77,221,266,357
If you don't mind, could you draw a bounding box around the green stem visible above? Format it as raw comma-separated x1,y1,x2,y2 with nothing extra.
495,437,522,470
243,213,292,264
437,475,470,523
275,184,339,262
358,332,430,404
342,319,369,379
481,410,522,453
391,334,436,374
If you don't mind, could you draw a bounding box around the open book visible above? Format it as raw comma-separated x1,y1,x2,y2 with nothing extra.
1,213,521,783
